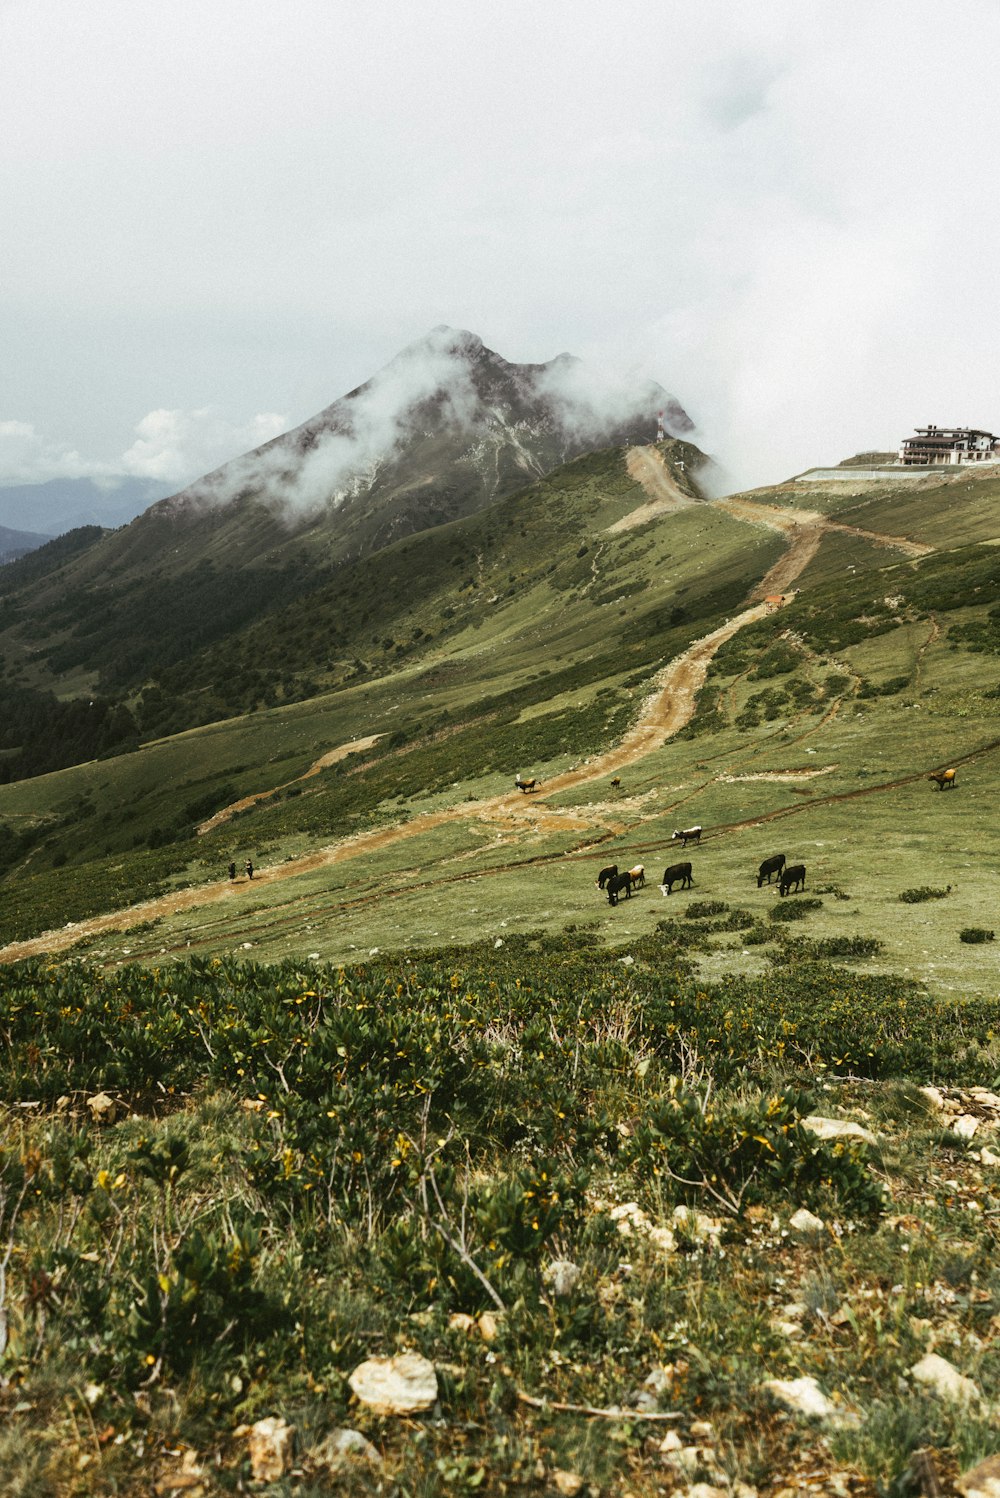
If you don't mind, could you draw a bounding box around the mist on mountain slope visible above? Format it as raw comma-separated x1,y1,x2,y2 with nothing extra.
167,326,691,522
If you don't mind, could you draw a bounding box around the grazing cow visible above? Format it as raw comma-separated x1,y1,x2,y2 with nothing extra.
661,861,693,895
597,864,619,890
606,871,633,906
779,863,806,896
928,769,957,791
610,776,622,790
515,775,541,793
757,853,786,888
627,864,645,889
671,825,702,848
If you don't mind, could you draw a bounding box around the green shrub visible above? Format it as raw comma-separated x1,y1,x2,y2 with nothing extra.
685,900,729,919
899,886,951,904
769,897,824,922
959,928,995,944
806,934,884,959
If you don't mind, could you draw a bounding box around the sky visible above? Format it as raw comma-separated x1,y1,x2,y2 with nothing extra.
2,0,999,496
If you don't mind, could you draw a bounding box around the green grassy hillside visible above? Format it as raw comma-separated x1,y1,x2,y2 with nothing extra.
3,442,1000,1494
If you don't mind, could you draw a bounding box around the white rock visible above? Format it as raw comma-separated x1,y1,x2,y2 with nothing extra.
980,1147,1000,1167
348,1352,438,1415
648,1225,677,1254
672,1205,724,1242
86,1092,117,1123
802,1115,876,1147
909,1353,981,1405
690,1418,715,1440
763,1375,838,1420
543,1260,582,1298
311,1428,382,1467
958,1452,1000,1497
659,1430,683,1453
969,1089,1000,1113
953,1115,980,1140
248,1417,295,1482
609,1201,649,1236
687,1486,729,1498
552,1473,585,1498
789,1207,826,1241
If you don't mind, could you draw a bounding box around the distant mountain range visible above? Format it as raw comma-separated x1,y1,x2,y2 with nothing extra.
0,523,52,564
0,476,174,538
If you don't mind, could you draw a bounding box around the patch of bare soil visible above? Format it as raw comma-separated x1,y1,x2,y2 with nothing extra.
608,447,697,532
719,765,838,783
197,734,383,833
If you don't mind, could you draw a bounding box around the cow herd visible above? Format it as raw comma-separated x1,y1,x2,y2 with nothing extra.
597,838,808,906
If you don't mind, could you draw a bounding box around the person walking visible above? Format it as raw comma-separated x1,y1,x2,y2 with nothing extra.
245,859,254,880
228,862,236,880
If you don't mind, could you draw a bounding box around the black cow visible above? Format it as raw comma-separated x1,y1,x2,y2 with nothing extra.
661,861,693,894
597,864,619,890
606,872,633,906
779,863,806,896
757,853,786,888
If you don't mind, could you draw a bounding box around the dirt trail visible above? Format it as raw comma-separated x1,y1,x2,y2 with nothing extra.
0,461,939,964
197,734,383,834
609,447,697,532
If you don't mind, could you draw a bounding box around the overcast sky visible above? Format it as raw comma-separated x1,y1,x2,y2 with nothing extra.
2,0,999,493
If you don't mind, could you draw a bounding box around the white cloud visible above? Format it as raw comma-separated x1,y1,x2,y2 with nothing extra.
118,408,288,482
0,408,288,487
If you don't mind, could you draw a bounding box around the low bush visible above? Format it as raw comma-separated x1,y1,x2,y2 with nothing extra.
899,886,951,904
684,900,729,919
959,927,995,944
769,896,824,922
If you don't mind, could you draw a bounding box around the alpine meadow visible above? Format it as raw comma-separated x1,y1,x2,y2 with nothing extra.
1,330,1000,1498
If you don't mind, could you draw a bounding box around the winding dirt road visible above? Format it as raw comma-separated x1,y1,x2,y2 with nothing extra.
0,453,937,964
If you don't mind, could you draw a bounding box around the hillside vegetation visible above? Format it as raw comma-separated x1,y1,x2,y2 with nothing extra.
1,441,999,1492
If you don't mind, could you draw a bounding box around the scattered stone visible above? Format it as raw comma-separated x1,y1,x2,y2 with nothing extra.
659,1430,683,1453
980,1147,1000,1167
909,1352,981,1405
958,1452,1000,1497
448,1312,477,1335
762,1375,839,1421
953,1115,980,1140
248,1418,295,1483
82,1382,103,1407
607,1201,676,1253
86,1092,117,1124
672,1205,724,1243
609,1201,649,1236
643,1365,676,1397
552,1472,586,1497
309,1428,382,1469
788,1207,826,1241
920,1085,947,1112
686,1486,729,1498
969,1089,1000,1114
689,1419,715,1440
348,1352,438,1415
153,1448,212,1496
544,1259,582,1298
802,1115,876,1147
477,1311,501,1342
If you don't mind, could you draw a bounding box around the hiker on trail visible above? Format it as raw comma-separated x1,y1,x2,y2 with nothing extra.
228,862,236,880
245,859,254,880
